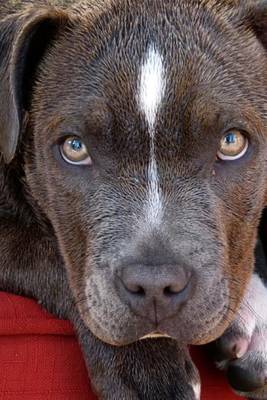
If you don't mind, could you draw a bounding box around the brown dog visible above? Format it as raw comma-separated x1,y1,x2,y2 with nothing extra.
1,1,267,399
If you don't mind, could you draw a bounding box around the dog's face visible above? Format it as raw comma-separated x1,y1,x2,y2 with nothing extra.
1,0,267,346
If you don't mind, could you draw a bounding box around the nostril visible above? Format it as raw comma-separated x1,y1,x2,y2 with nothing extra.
163,283,188,296
163,274,191,297
164,285,181,296
127,284,146,296
118,276,146,296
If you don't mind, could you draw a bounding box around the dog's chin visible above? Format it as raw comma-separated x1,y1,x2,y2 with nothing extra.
87,322,221,347
93,331,175,347
82,314,176,346
87,326,170,347
79,296,231,347
82,313,229,347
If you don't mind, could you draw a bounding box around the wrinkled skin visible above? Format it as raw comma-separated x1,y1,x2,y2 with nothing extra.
1,0,267,399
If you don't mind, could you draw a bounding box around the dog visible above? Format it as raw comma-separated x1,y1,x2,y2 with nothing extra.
1,0,267,399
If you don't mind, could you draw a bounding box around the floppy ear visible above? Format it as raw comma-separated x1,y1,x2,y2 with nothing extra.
239,1,267,207
247,2,267,44
238,1,267,46
248,1,267,208
0,5,69,163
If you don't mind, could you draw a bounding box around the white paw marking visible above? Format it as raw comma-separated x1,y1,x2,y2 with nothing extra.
217,273,267,371
138,45,166,227
235,274,267,339
192,381,201,400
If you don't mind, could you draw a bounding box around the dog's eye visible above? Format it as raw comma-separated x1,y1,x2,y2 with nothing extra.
60,137,92,165
217,130,248,161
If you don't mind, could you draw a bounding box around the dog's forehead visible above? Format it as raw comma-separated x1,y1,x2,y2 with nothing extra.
77,25,219,138
72,1,257,130
38,0,267,147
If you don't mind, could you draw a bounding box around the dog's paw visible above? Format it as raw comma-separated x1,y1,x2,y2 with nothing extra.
93,366,200,400
95,386,141,400
89,340,200,400
213,274,267,399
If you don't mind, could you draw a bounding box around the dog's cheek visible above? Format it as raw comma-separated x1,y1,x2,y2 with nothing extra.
224,216,259,321
229,242,255,311
75,266,152,345
49,220,144,344
211,164,266,324
24,159,143,343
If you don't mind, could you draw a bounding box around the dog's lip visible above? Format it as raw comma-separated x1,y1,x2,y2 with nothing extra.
139,332,172,340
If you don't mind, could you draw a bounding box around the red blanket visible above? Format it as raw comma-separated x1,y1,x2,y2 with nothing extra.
0,292,243,399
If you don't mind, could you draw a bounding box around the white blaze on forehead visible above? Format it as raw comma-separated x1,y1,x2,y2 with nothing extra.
138,45,166,227
139,46,166,129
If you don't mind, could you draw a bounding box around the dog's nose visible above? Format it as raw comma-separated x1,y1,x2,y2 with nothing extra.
116,265,192,323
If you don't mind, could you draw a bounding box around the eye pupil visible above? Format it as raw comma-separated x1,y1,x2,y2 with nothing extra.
71,139,82,151
225,133,236,144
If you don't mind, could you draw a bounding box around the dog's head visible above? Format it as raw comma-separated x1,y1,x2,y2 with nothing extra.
1,0,267,346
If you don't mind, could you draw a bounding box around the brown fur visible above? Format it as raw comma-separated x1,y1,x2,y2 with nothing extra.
1,1,267,398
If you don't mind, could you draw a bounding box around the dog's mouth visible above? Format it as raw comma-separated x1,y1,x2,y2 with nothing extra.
88,305,229,347
136,310,228,344
78,275,231,347
139,332,172,340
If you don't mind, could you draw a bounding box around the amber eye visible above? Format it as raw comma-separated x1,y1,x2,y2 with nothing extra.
217,130,248,161
60,137,92,165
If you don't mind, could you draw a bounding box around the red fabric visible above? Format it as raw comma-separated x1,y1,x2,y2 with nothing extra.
0,292,243,399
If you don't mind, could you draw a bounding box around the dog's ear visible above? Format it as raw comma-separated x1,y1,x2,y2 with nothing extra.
0,6,69,163
242,2,267,207
239,1,267,46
